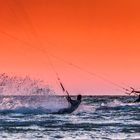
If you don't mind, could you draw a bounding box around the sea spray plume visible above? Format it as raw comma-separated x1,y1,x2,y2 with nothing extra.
0,73,53,96
0,73,68,113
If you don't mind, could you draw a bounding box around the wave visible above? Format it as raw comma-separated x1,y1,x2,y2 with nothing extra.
99,99,140,110
0,106,57,114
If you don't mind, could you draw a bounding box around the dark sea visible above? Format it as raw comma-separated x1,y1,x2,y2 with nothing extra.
0,95,140,140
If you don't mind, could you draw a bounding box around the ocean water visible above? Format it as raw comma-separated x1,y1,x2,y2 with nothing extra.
0,95,139,140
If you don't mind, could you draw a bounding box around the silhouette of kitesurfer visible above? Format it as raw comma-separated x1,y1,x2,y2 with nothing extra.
56,80,82,114
57,93,82,114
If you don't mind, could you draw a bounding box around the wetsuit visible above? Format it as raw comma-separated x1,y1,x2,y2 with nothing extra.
57,96,81,114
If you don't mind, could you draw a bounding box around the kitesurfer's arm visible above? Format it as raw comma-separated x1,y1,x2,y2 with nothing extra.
134,91,140,93
66,95,72,102
65,90,73,103
66,95,76,106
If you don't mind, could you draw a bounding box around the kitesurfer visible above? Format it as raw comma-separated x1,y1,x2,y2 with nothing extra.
57,94,82,114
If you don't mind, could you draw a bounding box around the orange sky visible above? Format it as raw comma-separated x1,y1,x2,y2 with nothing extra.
0,0,140,95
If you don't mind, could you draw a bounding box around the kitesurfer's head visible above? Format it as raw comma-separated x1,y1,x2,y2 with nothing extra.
77,94,82,101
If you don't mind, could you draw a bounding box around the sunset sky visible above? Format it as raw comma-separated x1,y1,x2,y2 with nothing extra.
0,0,140,95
